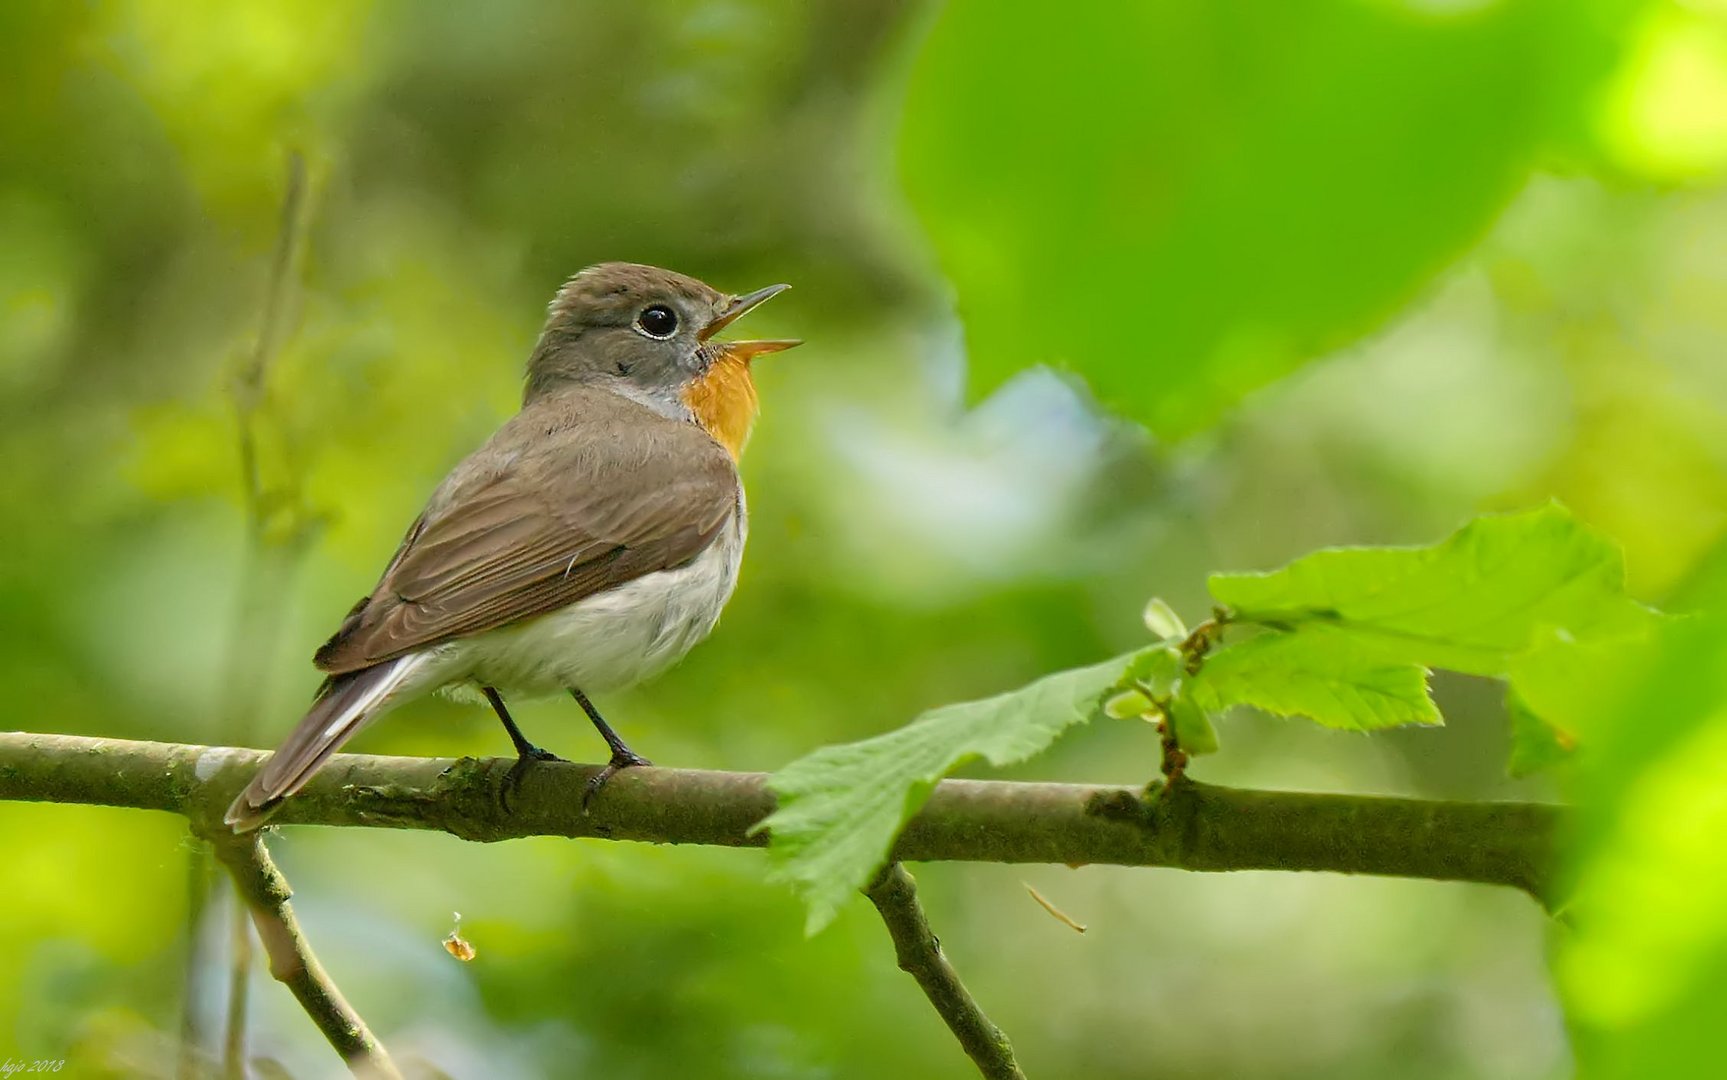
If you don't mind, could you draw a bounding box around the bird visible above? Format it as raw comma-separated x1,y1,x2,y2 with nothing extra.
224,262,798,831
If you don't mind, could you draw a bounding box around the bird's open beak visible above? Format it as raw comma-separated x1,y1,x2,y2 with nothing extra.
700,283,800,358
718,338,801,361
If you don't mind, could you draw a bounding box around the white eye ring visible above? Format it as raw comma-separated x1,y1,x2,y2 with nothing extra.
635,304,679,340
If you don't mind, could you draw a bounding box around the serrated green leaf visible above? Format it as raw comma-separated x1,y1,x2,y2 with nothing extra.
1189,627,1440,731
759,653,1132,934
1208,504,1653,677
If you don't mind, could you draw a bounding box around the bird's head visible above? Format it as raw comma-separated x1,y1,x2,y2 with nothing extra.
525,262,798,458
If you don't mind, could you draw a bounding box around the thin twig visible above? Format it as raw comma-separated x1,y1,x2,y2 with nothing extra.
176,843,216,1080
180,148,318,1080
220,147,316,752
208,831,401,1080
866,864,1024,1080
222,898,253,1080
233,149,309,526
1022,882,1086,933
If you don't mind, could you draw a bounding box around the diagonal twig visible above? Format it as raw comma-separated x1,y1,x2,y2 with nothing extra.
207,830,401,1080
866,863,1024,1080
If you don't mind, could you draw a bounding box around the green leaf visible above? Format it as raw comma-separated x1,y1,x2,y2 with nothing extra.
1503,629,1616,777
1508,626,1651,742
1209,504,1653,676
1103,689,1153,720
1189,627,1440,731
1505,689,1574,778
1124,643,1184,700
759,654,1131,934
898,1,1634,435
1503,621,1668,776
1555,615,1727,1078
1165,694,1220,756
1142,598,1187,640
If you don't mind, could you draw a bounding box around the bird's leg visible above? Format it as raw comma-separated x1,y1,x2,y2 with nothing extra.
483,686,563,811
568,687,652,808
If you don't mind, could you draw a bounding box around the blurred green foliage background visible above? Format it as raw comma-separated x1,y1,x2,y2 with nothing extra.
2,0,1726,1077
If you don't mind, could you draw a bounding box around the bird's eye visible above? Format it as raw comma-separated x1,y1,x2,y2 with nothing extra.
636,304,678,339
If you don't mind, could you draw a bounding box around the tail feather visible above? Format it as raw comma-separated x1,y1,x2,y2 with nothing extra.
225,655,426,831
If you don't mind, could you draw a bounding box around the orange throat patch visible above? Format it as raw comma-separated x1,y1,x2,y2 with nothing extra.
681,351,760,460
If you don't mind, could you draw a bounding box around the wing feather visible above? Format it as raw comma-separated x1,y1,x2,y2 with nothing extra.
313,391,739,674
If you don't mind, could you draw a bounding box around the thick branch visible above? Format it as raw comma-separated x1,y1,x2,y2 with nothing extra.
205,830,401,1079
866,863,1024,1079
0,732,1561,904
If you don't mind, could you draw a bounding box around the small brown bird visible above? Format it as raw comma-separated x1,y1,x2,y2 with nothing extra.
225,263,797,830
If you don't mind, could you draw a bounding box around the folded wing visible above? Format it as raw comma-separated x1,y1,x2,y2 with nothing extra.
315,401,740,674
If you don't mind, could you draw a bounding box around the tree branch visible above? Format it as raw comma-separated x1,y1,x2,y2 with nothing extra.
204,829,401,1079
866,863,1024,1079
0,732,1562,905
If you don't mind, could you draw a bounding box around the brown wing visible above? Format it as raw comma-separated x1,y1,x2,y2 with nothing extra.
313,394,739,674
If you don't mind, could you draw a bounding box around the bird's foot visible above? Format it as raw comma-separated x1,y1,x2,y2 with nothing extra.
501,743,566,813
581,747,652,812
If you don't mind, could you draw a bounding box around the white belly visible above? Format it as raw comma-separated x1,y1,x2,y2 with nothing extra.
429,511,745,698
